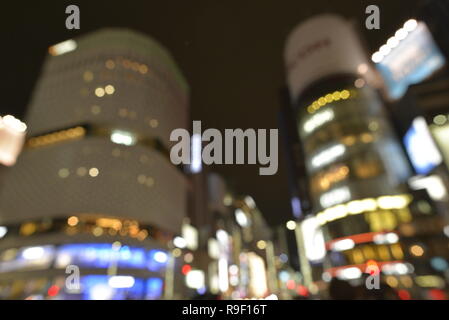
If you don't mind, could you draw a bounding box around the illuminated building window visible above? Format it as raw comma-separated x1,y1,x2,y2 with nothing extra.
377,245,391,261
129,111,137,119
110,130,136,146
149,119,159,128
146,177,155,187
105,85,115,95
311,144,346,169
49,39,77,56
391,243,404,260
91,105,101,115
27,127,86,149
76,167,87,177
362,245,376,261
20,222,37,236
67,216,79,227
89,168,99,177
58,168,70,178
105,59,116,70
354,78,366,88
410,244,424,257
317,194,412,226
118,108,128,118
137,174,146,184
360,133,374,144
311,165,349,193
139,64,148,74
95,87,105,97
351,248,364,264
303,109,335,134
320,186,351,209
386,276,399,288
83,71,94,83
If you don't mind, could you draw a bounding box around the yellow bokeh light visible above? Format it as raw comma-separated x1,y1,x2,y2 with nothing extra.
67,216,79,227
105,85,115,95
95,87,105,97
257,240,267,250
410,244,424,257
89,168,99,177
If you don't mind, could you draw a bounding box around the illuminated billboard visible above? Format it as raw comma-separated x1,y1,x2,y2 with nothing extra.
404,117,442,175
375,21,445,100
301,217,326,263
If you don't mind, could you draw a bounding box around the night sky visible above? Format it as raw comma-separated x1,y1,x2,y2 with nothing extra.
0,0,420,227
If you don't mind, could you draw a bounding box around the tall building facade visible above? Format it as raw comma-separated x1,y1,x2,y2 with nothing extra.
283,15,437,298
0,29,189,300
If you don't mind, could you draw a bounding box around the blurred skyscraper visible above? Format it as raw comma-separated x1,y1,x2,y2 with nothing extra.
0,29,189,299
283,14,438,298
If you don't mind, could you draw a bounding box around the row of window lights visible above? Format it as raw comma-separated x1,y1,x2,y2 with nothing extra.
58,167,156,187
66,216,149,241
105,58,149,75
95,85,115,97
111,149,152,165
88,105,159,128
306,90,352,114
58,167,99,178
83,59,149,84
137,174,155,187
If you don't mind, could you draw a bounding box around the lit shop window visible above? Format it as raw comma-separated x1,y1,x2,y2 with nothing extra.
316,194,412,226
344,244,404,265
365,209,412,233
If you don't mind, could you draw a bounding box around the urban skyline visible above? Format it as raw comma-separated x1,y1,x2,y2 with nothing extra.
1,0,449,302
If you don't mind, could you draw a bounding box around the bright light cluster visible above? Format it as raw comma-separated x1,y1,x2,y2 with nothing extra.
0,115,27,133
306,90,351,114
316,165,349,192
371,19,419,63
110,130,136,146
49,39,77,56
0,115,27,166
320,186,351,209
311,144,346,169
316,194,412,225
303,109,335,134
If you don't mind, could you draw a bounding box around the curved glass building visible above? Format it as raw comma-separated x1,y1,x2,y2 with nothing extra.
284,15,429,296
0,29,189,299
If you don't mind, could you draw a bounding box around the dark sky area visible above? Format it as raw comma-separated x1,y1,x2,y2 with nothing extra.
0,0,421,227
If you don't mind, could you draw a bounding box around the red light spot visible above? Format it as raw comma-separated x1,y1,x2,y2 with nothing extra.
398,289,411,300
366,260,380,275
47,285,60,297
287,280,296,290
297,285,309,296
429,289,447,300
182,264,192,275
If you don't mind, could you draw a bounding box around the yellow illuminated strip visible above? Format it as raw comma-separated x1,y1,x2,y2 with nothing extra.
27,126,86,148
316,194,413,226
306,90,352,114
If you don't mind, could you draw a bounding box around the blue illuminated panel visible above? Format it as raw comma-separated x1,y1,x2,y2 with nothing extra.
377,22,445,100
56,244,166,270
